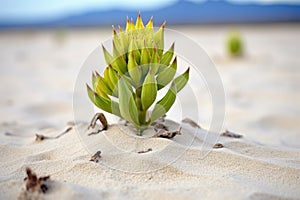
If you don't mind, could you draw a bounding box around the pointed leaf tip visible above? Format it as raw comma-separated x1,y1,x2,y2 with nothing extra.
95,71,100,77
173,67,190,93
112,27,117,35
161,21,166,29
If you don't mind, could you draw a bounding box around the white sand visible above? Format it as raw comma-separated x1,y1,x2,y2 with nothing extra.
0,24,300,199
1,121,299,200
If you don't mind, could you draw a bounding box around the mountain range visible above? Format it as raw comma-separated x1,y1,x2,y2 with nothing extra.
1,0,300,28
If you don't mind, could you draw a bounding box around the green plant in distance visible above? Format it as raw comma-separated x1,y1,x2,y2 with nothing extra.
227,31,243,57
87,13,190,135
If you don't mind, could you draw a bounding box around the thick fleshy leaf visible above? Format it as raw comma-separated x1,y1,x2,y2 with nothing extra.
146,16,153,29
93,72,112,95
118,26,129,52
160,42,175,67
95,86,109,99
150,48,160,74
125,17,131,32
112,39,124,60
108,66,119,96
112,27,124,55
102,45,126,74
103,67,114,90
87,84,120,117
102,45,113,65
131,18,135,30
150,82,177,122
118,76,139,126
140,44,150,76
154,22,165,56
128,40,141,64
174,67,190,93
93,72,112,96
128,52,142,87
141,69,157,110
135,12,144,29
156,57,177,90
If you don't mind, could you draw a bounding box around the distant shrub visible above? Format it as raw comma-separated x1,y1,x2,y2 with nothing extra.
226,31,243,57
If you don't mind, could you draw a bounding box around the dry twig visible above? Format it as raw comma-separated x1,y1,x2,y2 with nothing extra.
138,148,152,154
24,167,50,194
88,113,108,135
221,130,242,138
153,123,169,132
213,143,224,149
151,114,166,126
90,151,101,163
154,127,182,139
181,118,201,129
35,127,72,141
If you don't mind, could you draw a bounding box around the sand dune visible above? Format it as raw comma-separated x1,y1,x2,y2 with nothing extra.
0,120,299,200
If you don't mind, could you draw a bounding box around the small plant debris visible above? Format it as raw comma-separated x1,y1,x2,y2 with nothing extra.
157,114,167,123
154,127,182,139
35,127,72,141
90,151,101,163
138,148,152,154
119,118,130,126
181,118,201,129
35,134,46,141
221,130,242,138
24,167,50,194
66,121,76,126
153,123,169,132
5,132,15,136
213,143,224,149
88,113,108,135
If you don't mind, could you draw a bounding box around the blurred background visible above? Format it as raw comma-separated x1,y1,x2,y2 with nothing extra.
0,0,299,147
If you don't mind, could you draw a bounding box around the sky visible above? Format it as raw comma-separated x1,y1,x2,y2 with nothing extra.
1,0,300,23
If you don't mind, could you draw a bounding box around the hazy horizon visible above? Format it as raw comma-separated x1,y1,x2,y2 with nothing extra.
1,0,300,24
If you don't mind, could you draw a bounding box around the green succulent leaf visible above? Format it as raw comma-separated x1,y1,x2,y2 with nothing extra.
160,42,175,67
112,27,124,55
103,67,114,91
174,67,190,93
135,12,144,29
140,45,150,76
150,82,177,123
102,45,127,74
87,84,121,117
141,69,157,110
156,56,177,90
107,66,119,95
125,17,131,32
118,76,139,126
146,17,153,29
150,48,160,74
128,40,141,64
128,52,142,87
93,71,113,96
154,22,165,56
118,26,129,53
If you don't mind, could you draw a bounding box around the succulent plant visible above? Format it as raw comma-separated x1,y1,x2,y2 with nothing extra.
227,31,243,57
87,13,190,135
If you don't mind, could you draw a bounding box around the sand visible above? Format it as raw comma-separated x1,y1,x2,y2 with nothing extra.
1,120,299,200
0,24,300,199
